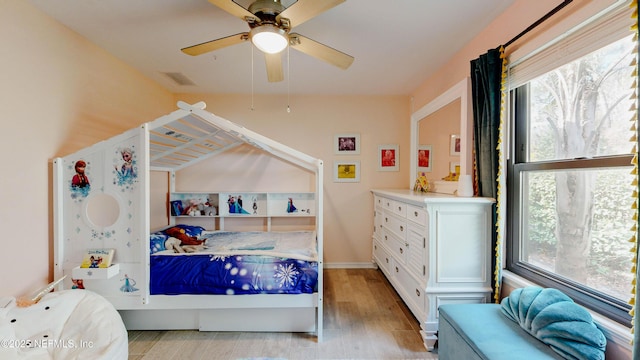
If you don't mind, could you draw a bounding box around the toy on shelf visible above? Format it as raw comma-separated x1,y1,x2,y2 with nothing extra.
442,171,460,182
182,199,202,216
202,198,216,216
413,172,430,193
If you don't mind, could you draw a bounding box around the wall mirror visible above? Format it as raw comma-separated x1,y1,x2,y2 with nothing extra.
410,77,472,189
84,192,121,228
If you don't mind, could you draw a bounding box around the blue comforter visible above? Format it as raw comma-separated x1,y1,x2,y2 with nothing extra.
150,254,318,295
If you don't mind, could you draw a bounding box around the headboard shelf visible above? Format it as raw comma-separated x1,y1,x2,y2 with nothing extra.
170,192,315,217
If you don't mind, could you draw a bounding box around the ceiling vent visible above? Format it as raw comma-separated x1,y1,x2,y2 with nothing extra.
162,72,196,86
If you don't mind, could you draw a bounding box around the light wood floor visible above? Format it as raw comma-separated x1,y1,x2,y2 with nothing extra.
127,268,438,359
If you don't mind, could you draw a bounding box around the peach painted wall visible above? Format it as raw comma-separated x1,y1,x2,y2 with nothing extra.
0,0,174,297
411,0,561,110
173,93,410,265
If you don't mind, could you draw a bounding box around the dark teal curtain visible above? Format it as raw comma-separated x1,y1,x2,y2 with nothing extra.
471,47,503,200
471,47,504,302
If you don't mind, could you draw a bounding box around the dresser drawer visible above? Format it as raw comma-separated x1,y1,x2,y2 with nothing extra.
393,263,426,318
373,208,383,240
380,228,395,247
374,195,384,209
387,232,407,264
382,198,407,218
406,204,427,226
373,240,393,275
383,213,407,240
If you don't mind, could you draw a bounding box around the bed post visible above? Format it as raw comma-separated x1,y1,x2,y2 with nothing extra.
52,158,65,284
316,159,324,342
140,124,151,305
169,171,176,227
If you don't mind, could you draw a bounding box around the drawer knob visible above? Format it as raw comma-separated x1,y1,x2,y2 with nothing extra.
405,242,409,247
399,248,403,254
395,266,399,273
414,211,418,217
384,235,388,241
386,257,389,263
398,206,402,211
385,217,388,223
416,289,420,297
400,225,404,232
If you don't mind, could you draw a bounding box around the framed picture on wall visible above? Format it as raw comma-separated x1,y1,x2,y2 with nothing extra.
334,133,360,155
333,161,360,182
417,145,432,172
450,134,461,156
377,144,399,171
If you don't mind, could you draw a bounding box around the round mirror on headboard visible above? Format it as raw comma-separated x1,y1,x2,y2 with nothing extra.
410,77,472,190
85,192,121,228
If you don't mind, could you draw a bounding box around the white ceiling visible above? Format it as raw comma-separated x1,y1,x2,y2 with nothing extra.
28,0,517,96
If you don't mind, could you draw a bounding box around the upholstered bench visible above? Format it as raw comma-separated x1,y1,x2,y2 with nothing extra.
438,303,563,359
438,287,607,360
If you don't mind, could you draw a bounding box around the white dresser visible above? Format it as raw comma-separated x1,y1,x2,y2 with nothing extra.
371,189,495,350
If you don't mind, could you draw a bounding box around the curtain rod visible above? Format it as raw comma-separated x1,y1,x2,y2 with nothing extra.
504,0,574,48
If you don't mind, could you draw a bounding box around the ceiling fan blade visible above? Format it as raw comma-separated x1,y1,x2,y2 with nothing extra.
289,33,354,70
277,0,345,28
264,53,284,82
208,0,257,22
181,33,248,56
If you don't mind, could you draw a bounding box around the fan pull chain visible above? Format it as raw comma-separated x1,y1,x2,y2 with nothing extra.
250,45,255,111
287,46,291,113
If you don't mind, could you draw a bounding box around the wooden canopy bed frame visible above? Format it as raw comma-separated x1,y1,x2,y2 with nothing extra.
53,101,324,340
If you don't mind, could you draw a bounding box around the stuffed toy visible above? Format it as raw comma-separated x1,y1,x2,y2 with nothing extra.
165,226,205,246
182,199,201,216
200,199,215,216
413,172,430,193
164,236,203,253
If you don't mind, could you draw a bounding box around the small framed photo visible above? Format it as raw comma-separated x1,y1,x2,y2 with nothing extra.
417,145,432,172
333,160,360,182
450,134,461,156
334,133,360,155
450,162,460,175
377,144,399,171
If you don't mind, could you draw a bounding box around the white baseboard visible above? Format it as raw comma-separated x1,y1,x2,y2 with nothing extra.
323,262,377,269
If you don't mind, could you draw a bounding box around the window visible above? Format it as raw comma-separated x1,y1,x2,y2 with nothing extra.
507,2,637,324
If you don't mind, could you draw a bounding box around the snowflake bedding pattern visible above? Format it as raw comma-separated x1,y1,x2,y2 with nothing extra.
150,254,318,295
149,225,319,295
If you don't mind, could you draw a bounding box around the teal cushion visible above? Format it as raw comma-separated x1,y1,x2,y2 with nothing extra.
501,287,606,360
439,304,563,359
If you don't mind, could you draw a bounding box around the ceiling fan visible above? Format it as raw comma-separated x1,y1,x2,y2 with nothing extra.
181,0,354,82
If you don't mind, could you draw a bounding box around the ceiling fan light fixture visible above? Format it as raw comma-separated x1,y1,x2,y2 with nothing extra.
250,25,288,54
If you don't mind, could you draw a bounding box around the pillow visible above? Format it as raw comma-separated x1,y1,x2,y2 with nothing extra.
162,224,205,237
149,233,169,254
500,286,606,360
